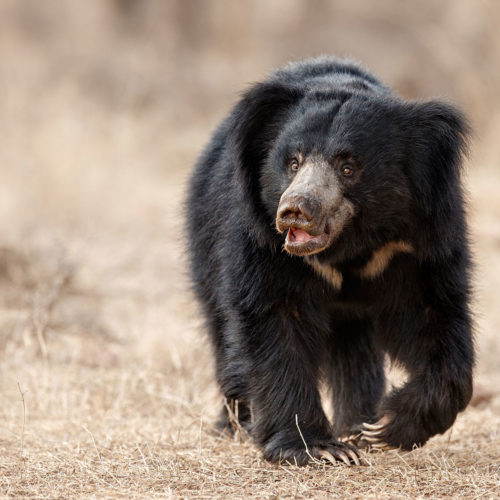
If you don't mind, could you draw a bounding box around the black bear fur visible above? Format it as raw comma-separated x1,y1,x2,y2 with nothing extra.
186,57,474,465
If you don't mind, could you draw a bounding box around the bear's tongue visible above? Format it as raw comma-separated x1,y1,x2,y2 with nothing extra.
288,227,316,243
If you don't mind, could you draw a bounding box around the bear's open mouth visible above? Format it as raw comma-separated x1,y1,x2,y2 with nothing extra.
288,227,319,243
285,227,330,256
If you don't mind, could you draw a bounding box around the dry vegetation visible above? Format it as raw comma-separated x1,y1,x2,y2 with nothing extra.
0,1,499,498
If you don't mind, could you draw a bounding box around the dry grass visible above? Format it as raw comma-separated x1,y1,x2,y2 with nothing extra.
1,2,500,498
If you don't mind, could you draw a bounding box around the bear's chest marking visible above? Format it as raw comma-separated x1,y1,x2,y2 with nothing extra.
305,240,414,289
305,256,343,290
359,241,414,279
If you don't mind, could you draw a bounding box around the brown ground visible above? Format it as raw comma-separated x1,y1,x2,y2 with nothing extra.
1,2,500,498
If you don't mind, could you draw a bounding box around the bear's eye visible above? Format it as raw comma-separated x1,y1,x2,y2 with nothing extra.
290,158,300,172
341,163,354,177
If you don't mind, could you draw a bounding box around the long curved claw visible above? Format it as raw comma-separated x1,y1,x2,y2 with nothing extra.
359,415,395,452
362,415,391,431
361,429,384,438
318,450,337,465
362,422,386,431
345,448,361,466
335,450,352,466
318,448,359,466
362,435,383,444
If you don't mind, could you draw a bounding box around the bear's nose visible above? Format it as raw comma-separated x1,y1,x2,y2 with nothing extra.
277,196,319,226
280,207,311,223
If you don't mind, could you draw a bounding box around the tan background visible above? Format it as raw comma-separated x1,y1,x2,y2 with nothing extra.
1,1,499,497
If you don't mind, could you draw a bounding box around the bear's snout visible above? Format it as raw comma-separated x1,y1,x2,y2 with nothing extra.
276,195,324,236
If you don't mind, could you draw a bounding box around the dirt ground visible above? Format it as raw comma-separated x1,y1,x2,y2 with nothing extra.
1,2,500,498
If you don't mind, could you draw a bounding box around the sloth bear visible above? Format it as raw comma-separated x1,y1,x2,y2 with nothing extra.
186,57,473,466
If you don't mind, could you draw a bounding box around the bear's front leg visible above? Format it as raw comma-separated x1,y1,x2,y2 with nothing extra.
361,263,474,450
360,366,472,450
243,311,360,466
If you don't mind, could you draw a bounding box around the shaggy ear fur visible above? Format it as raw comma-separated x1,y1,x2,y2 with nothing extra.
405,101,471,260
230,82,303,244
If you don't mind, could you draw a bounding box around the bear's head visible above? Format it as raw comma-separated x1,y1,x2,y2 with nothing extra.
232,80,469,262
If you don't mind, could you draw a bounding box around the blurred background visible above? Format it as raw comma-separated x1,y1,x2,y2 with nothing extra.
1,0,499,232
0,1,499,495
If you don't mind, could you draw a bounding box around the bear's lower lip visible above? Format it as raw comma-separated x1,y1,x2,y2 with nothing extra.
285,227,330,256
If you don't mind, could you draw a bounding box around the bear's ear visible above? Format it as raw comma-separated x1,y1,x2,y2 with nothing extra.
230,81,303,244
405,100,471,259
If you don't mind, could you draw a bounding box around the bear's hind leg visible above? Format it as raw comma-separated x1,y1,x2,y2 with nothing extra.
210,317,252,435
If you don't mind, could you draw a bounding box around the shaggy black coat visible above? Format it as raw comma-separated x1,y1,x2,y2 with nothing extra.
186,57,473,465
